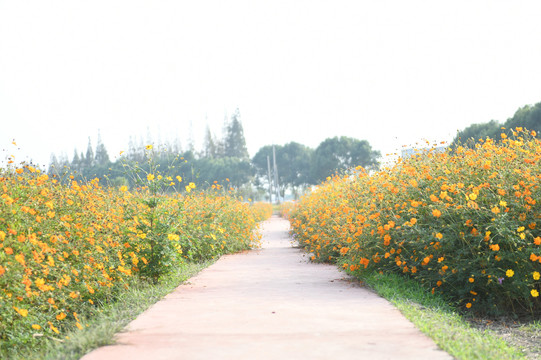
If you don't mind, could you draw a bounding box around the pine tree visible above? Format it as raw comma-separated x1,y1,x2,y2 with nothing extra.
202,125,218,158
72,149,81,171
95,131,110,165
84,137,95,168
223,108,249,159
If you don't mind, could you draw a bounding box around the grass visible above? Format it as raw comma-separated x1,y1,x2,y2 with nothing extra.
356,270,528,360
6,261,213,360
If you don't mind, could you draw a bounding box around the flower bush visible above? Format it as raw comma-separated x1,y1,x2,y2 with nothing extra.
289,128,541,316
0,154,270,350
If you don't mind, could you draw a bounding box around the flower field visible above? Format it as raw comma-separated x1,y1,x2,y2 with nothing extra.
0,163,271,351
289,128,541,316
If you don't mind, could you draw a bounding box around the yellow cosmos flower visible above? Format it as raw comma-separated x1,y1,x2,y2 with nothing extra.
147,174,155,181
533,271,540,280
146,145,153,150
14,307,28,317
506,269,514,278
32,324,41,330
532,289,539,298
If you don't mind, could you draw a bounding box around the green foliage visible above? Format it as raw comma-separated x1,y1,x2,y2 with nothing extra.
252,142,314,199
311,136,380,183
289,128,541,317
223,108,249,160
0,149,270,353
452,120,501,148
451,100,541,148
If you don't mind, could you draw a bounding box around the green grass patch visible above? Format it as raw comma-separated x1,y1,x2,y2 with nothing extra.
357,270,526,360
4,261,212,360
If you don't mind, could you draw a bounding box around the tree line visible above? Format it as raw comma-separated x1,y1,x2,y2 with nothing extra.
451,100,541,148
48,109,381,201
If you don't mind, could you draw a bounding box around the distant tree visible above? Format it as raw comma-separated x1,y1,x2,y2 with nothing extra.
450,120,501,148
451,100,541,149
202,125,219,159
223,108,249,160
84,137,95,168
505,102,541,134
252,145,282,196
48,154,60,175
71,149,81,170
312,136,380,183
196,156,253,188
95,131,110,165
252,143,314,199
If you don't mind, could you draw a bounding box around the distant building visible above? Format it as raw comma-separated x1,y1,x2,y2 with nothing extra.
401,146,447,158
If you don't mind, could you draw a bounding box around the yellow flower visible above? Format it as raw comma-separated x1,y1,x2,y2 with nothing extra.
147,174,155,181
469,193,477,201
176,176,182,183
189,182,196,189
120,185,128,192
146,145,153,150
14,307,28,317
506,269,514,278
491,207,500,214
533,271,540,281
168,234,180,241
32,324,41,330
499,200,507,207
435,233,443,240
532,289,539,298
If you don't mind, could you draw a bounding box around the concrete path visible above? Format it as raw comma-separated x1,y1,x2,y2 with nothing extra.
81,216,453,360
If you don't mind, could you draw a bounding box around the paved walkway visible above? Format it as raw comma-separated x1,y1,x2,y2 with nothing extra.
81,216,452,360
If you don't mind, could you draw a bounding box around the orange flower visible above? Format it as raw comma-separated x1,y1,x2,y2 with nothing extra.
534,237,541,246
432,209,441,217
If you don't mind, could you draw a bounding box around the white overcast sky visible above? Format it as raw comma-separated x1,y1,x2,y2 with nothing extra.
1,0,541,168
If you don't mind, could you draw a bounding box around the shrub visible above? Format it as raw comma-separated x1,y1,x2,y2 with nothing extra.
0,148,269,352
289,128,541,316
